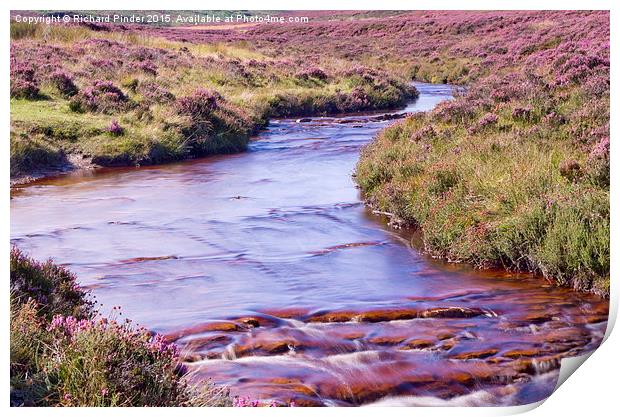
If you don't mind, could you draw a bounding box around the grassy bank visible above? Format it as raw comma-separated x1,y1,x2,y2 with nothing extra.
10,21,416,179
349,12,609,295
10,247,231,406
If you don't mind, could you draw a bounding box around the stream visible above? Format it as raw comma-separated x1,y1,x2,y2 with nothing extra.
10,83,608,406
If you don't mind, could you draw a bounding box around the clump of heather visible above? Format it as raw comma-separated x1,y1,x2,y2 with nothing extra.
49,70,78,97
10,247,94,320
138,81,175,103
107,120,124,136
468,112,498,134
175,88,250,155
296,67,328,81
478,112,498,128
10,61,39,99
511,106,533,121
43,313,188,406
10,78,40,99
10,249,231,407
69,80,129,114
410,124,436,142
176,88,221,119
129,60,158,76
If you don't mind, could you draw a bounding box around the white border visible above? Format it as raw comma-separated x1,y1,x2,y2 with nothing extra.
2,1,617,416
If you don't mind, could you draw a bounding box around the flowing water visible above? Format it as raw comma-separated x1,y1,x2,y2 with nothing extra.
10,84,608,406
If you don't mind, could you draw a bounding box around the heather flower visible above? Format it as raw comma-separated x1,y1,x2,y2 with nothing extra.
433,99,478,123
49,70,78,97
10,78,39,99
589,136,609,161
176,88,221,119
10,61,36,81
130,60,158,76
296,67,328,81
70,80,128,113
349,86,370,107
233,397,278,407
49,314,65,331
542,112,565,126
477,112,498,128
233,397,260,407
583,75,610,97
10,248,94,320
138,81,175,103
87,58,118,71
511,106,532,120
343,65,378,82
10,61,39,99
411,125,435,142
108,120,124,136
246,58,266,68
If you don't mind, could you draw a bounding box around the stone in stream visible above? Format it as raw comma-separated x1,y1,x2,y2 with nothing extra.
259,307,312,319
358,308,421,323
400,339,436,350
305,310,360,323
367,335,408,346
339,331,367,340
184,334,234,351
501,348,544,359
370,112,410,121
235,317,261,328
306,306,482,323
419,307,485,319
449,348,499,360
165,320,242,342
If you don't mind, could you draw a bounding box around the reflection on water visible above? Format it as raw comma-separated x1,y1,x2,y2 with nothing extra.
10,84,608,406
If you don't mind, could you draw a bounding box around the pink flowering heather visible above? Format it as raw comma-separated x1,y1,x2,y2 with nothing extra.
70,80,128,114
10,60,39,99
49,70,78,97
511,106,532,121
176,88,221,119
138,81,175,103
129,60,158,76
478,112,498,128
107,120,124,136
296,67,328,81
10,247,94,320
